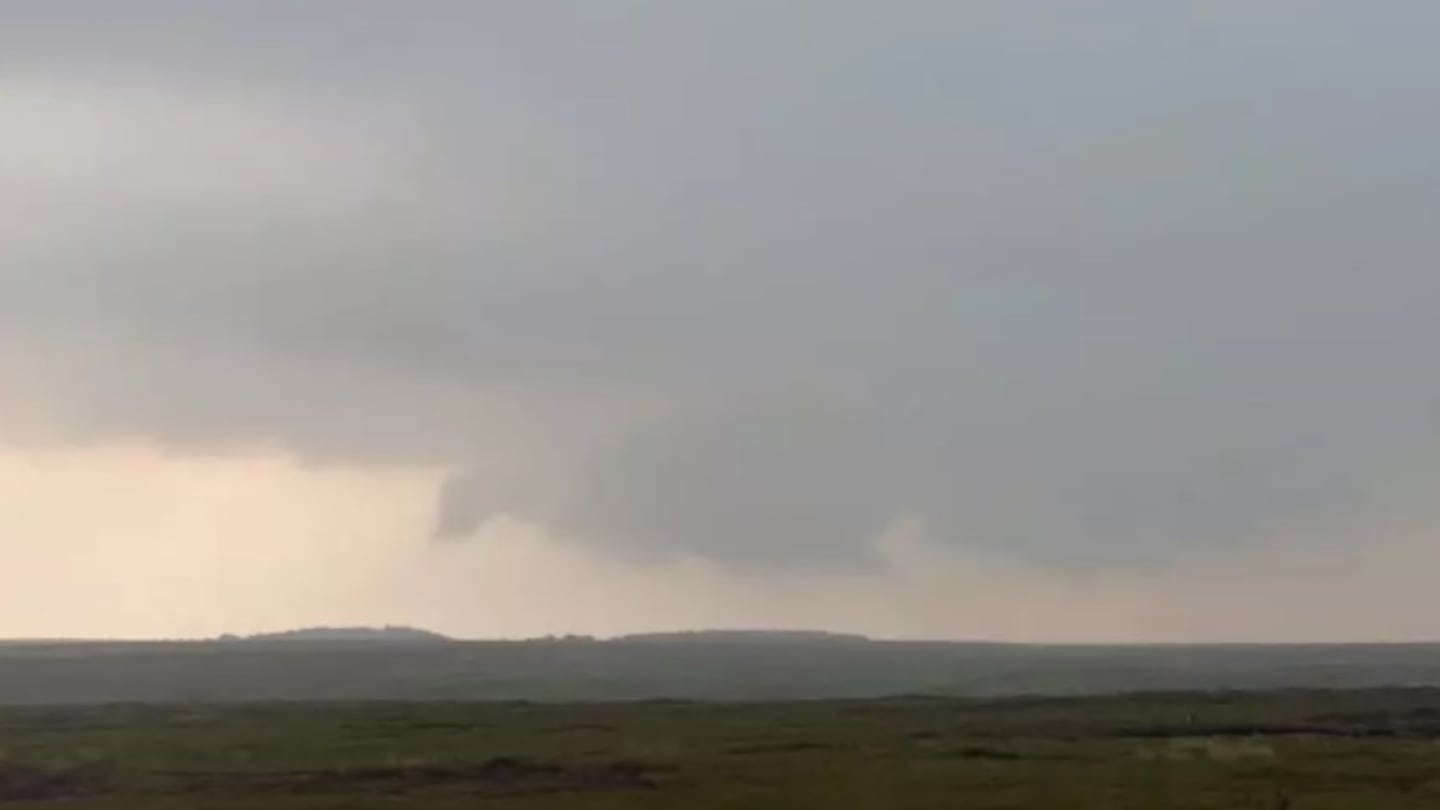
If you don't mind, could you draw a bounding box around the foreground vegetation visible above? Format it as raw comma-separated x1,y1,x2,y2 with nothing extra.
3,690,1440,808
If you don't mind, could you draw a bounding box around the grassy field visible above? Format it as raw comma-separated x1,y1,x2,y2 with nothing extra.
7,639,1440,702
3,690,1440,808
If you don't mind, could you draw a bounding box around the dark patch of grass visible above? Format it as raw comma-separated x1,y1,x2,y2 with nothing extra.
539,724,616,734
161,756,665,798
723,740,838,755
0,761,115,801
943,745,1023,760
1115,723,1429,739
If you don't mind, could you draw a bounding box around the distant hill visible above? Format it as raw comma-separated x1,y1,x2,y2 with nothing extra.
227,626,451,644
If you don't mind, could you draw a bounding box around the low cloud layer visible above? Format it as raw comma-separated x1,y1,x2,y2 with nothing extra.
5,3,1440,573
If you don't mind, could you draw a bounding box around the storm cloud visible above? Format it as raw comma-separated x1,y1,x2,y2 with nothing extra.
5,2,1440,569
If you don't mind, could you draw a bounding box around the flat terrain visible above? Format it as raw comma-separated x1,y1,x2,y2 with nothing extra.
4,690,1440,808
6,637,1440,701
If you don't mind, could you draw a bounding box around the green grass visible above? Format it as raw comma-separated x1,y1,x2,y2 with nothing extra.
2,690,1440,808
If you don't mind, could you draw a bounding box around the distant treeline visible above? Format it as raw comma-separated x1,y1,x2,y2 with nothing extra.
220,626,452,643
214,627,871,645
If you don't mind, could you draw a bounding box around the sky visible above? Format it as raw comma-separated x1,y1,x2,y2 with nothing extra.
4,2,1440,642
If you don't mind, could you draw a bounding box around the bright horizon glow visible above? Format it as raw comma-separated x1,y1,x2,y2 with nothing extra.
4,443,1439,645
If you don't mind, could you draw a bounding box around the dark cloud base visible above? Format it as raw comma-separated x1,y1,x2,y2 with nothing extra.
5,2,1440,568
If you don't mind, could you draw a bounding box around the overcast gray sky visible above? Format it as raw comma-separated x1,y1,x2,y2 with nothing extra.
4,2,1440,641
